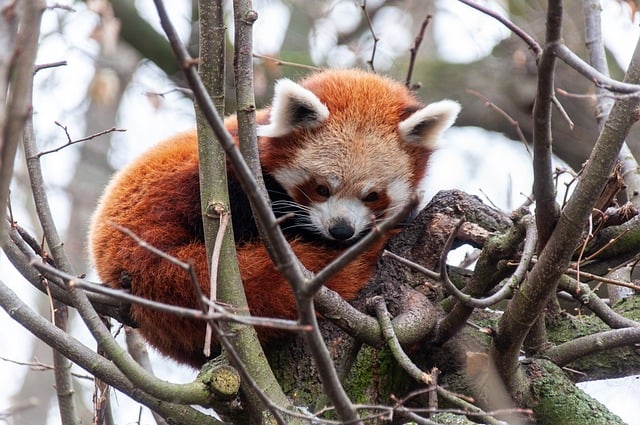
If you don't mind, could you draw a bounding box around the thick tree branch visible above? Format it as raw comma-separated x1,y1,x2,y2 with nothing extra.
492,26,640,396
151,0,309,302
153,2,314,423
108,0,181,76
582,0,640,210
0,1,42,247
17,4,78,419
0,279,221,425
546,326,640,366
533,1,562,249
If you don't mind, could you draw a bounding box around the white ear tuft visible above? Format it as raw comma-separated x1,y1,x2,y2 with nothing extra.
398,100,461,148
256,79,330,138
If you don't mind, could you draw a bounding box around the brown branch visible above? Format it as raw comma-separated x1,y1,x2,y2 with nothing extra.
360,0,379,72
554,43,640,94
153,0,308,305
33,60,67,74
405,14,431,89
153,2,311,422
492,23,640,397
0,0,43,246
0,356,93,380
0,278,220,425
466,88,531,157
551,95,574,129
308,196,418,296
33,123,126,158
582,0,640,209
18,11,80,418
110,222,206,311
457,0,542,57
439,216,536,309
532,3,563,250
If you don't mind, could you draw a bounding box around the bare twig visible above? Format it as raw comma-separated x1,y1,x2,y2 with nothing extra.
308,197,418,296
144,87,194,99
581,0,640,208
466,88,531,157
532,2,563,250
557,275,639,329
253,53,321,71
204,210,230,357
33,123,126,158
406,14,431,89
24,230,306,331
21,30,80,423
0,356,93,380
383,249,440,280
556,87,640,101
360,0,379,72
33,60,67,74
559,261,640,292
551,95,574,129
554,43,640,94
153,1,311,422
457,0,541,56
110,222,206,310
434,216,536,309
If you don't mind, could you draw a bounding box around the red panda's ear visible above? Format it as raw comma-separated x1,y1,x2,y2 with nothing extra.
398,100,461,148
257,79,330,138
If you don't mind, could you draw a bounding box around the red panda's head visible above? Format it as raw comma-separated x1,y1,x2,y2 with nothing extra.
257,69,460,243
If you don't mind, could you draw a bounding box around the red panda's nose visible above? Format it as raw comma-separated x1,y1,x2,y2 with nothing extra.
328,220,355,240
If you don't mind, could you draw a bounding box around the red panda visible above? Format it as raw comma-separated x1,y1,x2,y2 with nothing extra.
88,69,460,368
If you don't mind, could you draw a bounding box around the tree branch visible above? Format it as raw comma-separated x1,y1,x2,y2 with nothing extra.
582,0,640,210
457,0,541,56
557,274,639,329
554,44,640,94
546,326,640,366
532,1,562,249
0,279,222,425
492,24,640,396
0,0,42,247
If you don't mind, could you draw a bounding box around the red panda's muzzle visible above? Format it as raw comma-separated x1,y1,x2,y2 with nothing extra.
328,219,356,240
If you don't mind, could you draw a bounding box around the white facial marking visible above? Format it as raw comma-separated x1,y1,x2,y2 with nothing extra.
327,175,341,192
388,180,411,210
309,198,372,241
272,168,310,189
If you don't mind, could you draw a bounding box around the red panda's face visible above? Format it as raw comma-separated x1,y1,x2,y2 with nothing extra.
257,70,461,243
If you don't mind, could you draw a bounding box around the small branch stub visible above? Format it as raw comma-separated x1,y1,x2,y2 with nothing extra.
205,202,227,218
243,9,258,24
199,363,241,401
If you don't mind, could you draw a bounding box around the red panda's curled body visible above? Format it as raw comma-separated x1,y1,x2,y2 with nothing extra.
89,69,460,368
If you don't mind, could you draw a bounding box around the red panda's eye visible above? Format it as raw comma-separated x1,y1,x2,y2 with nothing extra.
362,192,379,202
316,185,330,198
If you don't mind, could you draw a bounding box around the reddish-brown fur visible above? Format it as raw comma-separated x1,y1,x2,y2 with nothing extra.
89,69,446,368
